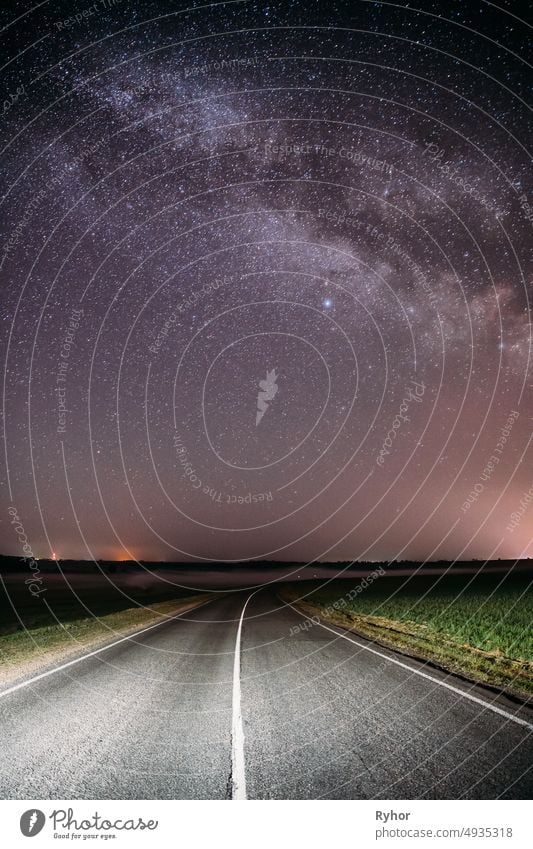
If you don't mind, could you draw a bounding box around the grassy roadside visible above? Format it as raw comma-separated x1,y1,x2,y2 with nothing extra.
0,594,215,689
280,573,533,700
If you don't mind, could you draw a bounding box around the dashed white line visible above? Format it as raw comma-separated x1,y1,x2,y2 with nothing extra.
284,600,533,731
231,589,260,800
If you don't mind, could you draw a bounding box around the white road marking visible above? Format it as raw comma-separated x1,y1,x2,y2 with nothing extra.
231,590,260,800
0,598,214,700
285,601,533,731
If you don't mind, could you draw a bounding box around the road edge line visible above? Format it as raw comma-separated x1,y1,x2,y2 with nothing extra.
0,596,217,700
284,599,533,731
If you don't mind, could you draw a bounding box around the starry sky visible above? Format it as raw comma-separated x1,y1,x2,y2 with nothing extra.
0,0,531,564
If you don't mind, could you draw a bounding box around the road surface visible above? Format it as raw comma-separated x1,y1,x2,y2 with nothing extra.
0,590,531,799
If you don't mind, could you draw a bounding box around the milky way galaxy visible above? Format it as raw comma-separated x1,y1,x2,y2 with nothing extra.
1,0,531,564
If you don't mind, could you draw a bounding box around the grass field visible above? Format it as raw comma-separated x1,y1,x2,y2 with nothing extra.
0,569,214,688
281,570,533,698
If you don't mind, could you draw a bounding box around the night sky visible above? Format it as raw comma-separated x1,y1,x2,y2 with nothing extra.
1,0,531,563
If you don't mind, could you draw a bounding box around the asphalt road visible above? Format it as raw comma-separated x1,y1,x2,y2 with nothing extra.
0,590,531,799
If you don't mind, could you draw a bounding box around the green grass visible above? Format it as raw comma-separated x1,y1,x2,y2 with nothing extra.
0,572,199,636
0,594,212,687
281,571,533,697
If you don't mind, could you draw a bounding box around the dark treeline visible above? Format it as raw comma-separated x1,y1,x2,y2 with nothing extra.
0,555,530,575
